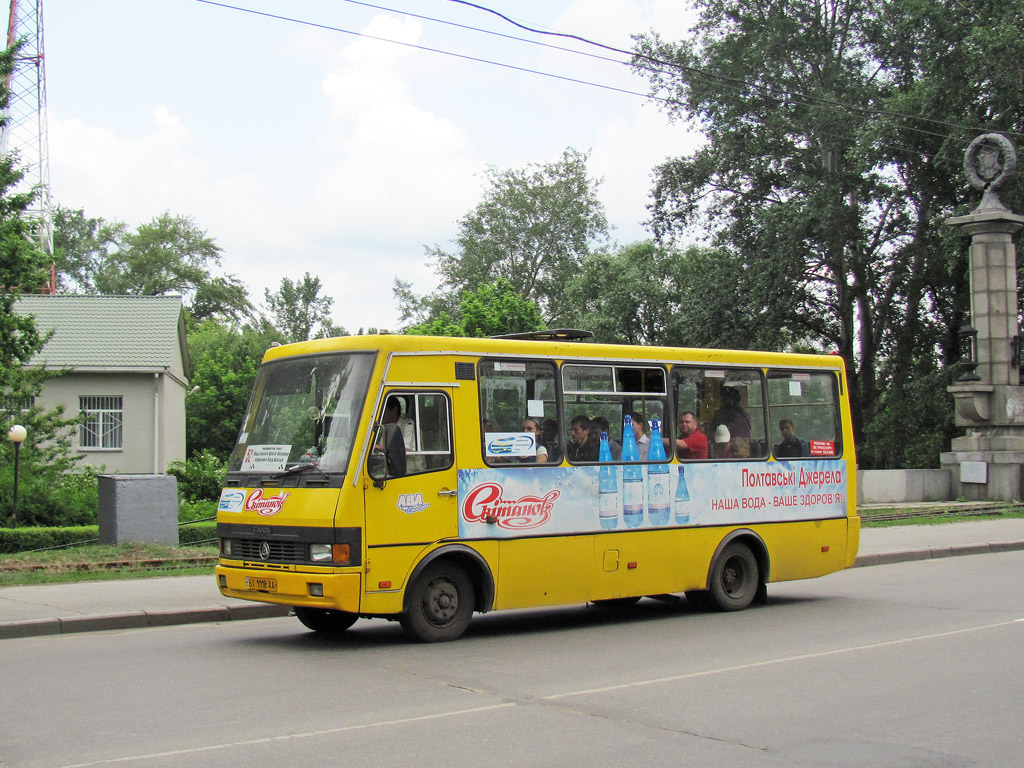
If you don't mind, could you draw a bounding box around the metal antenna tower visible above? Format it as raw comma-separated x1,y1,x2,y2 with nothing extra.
1,0,54,293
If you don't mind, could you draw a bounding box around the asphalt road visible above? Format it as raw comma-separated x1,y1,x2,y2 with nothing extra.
3,552,1023,768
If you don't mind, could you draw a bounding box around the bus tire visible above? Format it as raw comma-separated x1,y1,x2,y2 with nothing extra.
294,607,359,635
708,541,759,611
400,562,475,642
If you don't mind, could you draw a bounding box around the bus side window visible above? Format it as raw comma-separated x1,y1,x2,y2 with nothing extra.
478,360,558,465
672,366,766,459
389,392,453,475
767,371,842,459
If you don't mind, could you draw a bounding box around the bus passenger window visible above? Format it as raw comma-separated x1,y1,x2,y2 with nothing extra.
479,360,559,465
561,363,668,463
767,371,841,459
672,367,766,459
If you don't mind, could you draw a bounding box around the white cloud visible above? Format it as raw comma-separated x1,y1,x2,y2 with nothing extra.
45,0,700,332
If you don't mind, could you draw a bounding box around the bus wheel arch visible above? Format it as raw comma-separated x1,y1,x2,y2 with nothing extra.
700,530,769,611
406,545,495,615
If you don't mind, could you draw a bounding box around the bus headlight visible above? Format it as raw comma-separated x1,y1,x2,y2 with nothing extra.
309,543,352,565
310,544,333,562
221,538,233,557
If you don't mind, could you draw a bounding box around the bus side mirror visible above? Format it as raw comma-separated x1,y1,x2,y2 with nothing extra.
368,423,388,487
368,450,387,487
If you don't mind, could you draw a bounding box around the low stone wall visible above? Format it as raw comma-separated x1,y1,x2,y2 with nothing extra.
857,469,952,505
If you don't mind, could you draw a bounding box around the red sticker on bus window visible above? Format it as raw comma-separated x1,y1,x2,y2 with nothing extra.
809,440,834,456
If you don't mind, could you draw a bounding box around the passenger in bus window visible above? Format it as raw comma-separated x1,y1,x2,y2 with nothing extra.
628,411,650,460
712,424,732,458
710,386,751,439
774,419,807,458
542,419,563,464
567,414,600,462
375,398,407,477
730,436,751,459
590,416,621,459
675,411,709,460
520,418,549,463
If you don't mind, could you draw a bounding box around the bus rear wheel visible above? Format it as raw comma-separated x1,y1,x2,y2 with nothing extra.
708,542,759,611
400,562,475,642
294,607,359,635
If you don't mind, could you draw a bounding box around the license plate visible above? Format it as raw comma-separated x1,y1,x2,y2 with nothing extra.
245,576,278,592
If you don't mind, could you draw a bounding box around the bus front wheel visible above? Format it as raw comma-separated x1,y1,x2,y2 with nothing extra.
708,542,759,611
401,562,475,642
294,607,359,635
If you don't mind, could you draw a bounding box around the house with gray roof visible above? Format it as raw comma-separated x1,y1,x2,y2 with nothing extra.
13,294,190,474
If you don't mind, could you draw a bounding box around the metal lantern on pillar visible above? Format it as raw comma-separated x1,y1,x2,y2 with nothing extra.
7,424,27,527
957,325,980,382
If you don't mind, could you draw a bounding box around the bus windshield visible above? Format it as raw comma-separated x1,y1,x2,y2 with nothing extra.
228,352,376,474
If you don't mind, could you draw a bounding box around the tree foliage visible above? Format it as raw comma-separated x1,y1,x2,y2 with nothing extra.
565,241,800,350
185,320,285,460
263,272,345,343
1,44,86,524
422,148,609,326
404,279,544,338
53,208,253,324
632,0,1024,466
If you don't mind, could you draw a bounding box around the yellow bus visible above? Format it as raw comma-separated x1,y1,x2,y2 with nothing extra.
216,331,859,642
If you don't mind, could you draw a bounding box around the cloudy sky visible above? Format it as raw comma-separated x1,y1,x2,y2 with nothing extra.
42,0,699,331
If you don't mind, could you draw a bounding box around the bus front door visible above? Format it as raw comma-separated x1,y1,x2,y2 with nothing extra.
363,388,459,597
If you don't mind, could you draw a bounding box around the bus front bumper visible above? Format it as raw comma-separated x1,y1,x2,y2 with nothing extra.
216,564,362,613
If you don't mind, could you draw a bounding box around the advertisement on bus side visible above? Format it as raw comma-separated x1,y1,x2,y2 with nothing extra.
457,460,847,538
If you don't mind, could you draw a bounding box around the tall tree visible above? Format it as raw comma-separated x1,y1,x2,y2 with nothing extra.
565,241,800,350
263,273,345,343
632,0,1024,466
0,41,53,399
185,320,285,459
1,44,82,522
53,208,253,324
424,148,609,325
404,279,544,338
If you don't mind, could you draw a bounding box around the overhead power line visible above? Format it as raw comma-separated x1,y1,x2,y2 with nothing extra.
192,0,1020,154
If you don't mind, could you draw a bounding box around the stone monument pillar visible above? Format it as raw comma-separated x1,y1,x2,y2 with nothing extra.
940,133,1024,500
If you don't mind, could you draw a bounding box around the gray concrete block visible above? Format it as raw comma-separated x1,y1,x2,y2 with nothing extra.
98,474,179,546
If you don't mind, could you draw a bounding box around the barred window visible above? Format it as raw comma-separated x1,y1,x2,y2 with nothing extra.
80,395,123,450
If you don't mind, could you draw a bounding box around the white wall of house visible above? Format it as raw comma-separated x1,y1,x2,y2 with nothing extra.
35,370,186,474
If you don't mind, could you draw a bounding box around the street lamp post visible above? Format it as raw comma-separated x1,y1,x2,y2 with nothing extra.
7,424,27,527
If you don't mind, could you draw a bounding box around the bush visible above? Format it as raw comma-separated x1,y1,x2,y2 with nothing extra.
0,522,219,553
0,526,99,554
0,464,100,527
179,521,218,545
179,498,218,524
167,450,227,502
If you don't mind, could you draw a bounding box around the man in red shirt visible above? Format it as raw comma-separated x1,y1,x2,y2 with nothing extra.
675,411,709,460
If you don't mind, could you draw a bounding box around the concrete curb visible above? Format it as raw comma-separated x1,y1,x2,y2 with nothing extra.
851,540,1024,568
0,603,290,640
3,543,1023,641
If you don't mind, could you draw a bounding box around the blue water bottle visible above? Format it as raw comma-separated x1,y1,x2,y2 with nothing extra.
598,431,619,530
674,465,691,524
647,419,670,526
621,415,644,528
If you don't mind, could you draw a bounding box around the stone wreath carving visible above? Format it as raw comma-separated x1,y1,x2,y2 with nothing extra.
965,133,1017,211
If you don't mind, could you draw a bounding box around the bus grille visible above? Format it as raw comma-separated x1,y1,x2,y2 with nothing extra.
231,538,305,563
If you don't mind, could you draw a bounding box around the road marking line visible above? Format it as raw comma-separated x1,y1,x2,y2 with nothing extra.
59,703,516,767
545,619,1024,700
59,619,1024,766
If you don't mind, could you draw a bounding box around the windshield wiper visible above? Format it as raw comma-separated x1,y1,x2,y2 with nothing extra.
271,462,330,480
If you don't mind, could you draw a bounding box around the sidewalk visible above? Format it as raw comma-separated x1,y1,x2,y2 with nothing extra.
2,518,1024,640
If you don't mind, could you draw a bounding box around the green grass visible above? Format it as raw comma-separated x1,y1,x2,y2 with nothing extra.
859,501,1024,527
0,542,217,587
